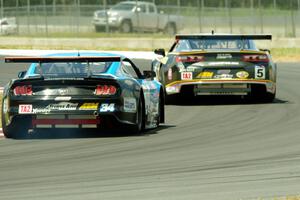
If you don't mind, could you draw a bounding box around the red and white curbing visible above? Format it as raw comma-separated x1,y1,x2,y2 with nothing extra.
0,128,3,138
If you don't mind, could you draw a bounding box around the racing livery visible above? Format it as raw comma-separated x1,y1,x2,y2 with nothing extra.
152,34,276,103
1,52,165,138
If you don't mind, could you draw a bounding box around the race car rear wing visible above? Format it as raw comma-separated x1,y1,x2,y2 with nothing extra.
175,34,272,40
4,56,122,63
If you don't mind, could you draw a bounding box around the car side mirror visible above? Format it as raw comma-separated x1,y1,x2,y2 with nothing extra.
154,48,165,57
18,71,26,78
143,70,156,79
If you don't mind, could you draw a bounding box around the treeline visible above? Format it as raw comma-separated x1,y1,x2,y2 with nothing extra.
3,0,299,10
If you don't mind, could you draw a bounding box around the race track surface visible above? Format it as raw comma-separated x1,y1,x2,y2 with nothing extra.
0,58,300,200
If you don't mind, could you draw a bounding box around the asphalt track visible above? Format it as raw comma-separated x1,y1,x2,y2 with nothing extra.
0,58,300,200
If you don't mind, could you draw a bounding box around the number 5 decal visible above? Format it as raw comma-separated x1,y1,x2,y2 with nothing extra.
255,66,265,79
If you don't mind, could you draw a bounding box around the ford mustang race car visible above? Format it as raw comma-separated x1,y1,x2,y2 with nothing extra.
152,34,276,103
1,52,165,138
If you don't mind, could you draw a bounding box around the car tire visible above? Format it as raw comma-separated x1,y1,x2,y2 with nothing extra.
159,89,165,124
164,23,176,35
262,92,276,103
131,94,145,134
120,20,132,33
1,115,29,139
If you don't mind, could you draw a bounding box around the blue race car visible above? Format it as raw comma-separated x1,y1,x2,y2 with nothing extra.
1,52,165,138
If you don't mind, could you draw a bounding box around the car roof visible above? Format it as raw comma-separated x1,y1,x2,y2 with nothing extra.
119,1,153,5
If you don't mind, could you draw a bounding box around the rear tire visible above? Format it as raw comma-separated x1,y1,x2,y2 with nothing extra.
120,20,132,33
249,85,276,103
164,23,176,35
1,115,30,139
131,95,145,134
95,25,105,32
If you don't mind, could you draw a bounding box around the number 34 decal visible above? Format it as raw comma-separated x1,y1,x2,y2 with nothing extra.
255,66,266,79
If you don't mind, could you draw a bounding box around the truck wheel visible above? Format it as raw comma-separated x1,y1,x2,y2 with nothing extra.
95,25,105,32
164,23,176,35
120,20,132,33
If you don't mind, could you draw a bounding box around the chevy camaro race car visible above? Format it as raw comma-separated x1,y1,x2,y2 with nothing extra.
152,34,277,103
1,52,165,138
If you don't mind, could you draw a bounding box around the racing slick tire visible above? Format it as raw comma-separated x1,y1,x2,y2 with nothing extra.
130,93,145,134
120,20,132,33
249,85,276,103
1,114,30,139
159,89,165,124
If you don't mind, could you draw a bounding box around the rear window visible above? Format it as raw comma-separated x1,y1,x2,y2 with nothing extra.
173,39,254,52
30,62,113,77
111,3,135,11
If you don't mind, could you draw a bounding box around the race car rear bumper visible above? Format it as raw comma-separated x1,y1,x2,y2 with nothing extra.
165,79,276,95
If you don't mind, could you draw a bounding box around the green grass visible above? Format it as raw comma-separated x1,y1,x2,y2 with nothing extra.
271,48,300,62
0,94,2,128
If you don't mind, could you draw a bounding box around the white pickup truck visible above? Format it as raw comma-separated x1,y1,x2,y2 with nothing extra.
92,1,183,34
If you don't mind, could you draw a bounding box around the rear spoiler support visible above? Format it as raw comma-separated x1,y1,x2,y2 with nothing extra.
175,34,272,40
4,56,122,63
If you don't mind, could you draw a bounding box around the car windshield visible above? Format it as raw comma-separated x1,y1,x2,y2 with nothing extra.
173,39,253,52
111,3,135,11
29,62,113,77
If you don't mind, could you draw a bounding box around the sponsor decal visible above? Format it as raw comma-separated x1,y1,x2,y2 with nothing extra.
213,74,233,79
217,69,231,74
32,108,51,114
55,96,72,101
124,97,136,113
179,67,195,72
58,88,69,95
100,103,115,112
217,54,232,59
19,104,33,114
79,103,99,110
166,86,178,93
197,71,213,79
236,71,249,79
33,102,78,113
181,72,193,80
168,68,172,80
46,102,78,111
124,80,134,86
208,62,239,66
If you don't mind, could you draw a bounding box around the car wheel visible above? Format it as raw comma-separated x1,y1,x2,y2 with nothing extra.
120,20,132,33
262,92,276,103
164,23,176,35
1,115,29,139
159,89,165,124
95,25,105,32
131,95,145,134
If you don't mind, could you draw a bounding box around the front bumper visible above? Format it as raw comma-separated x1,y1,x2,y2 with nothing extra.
92,18,119,27
165,79,276,95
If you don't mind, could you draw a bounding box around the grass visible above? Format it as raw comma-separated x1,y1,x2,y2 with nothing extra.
271,48,300,62
0,94,2,128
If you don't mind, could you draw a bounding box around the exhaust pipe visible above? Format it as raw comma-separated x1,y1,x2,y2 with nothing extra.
93,111,99,117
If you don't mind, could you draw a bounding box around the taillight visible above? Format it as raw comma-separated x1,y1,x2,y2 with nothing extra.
242,54,269,62
13,85,32,96
95,85,117,96
176,55,204,63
